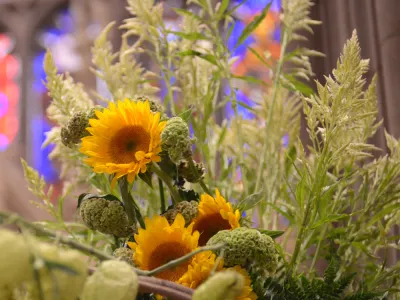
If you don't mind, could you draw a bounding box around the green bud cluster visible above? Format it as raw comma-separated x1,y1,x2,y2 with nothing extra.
161,117,193,164
113,247,135,266
61,107,101,148
178,160,205,183
80,260,139,300
162,201,198,226
135,96,168,121
192,270,244,300
207,227,279,273
80,198,134,237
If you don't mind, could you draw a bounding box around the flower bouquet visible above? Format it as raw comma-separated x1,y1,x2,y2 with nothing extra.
1,0,399,299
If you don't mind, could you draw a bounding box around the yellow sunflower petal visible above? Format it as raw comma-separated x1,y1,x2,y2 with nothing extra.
224,266,258,300
191,189,240,246
80,99,166,185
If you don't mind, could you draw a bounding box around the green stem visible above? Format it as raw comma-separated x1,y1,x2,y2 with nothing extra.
254,33,289,193
159,178,166,213
152,163,182,204
118,177,145,229
143,244,225,277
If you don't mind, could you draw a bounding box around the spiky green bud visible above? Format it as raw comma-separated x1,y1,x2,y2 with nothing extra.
192,270,244,300
80,260,139,300
113,248,135,266
178,160,205,183
80,198,134,237
162,201,198,226
161,117,193,164
27,243,88,300
0,229,31,287
207,227,278,273
61,107,102,148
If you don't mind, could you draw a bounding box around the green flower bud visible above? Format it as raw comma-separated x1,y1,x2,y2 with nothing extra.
207,227,279,273
162,201,198,226
192,270,244,300
113,248,135,266
178,160,205,183
161,117,193,164
27,243,88,300
80,260,139,300
80,198,134,237
0,229,31,286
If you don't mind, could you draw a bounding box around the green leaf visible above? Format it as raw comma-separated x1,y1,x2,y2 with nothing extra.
311,214,349,230
367,203,400,226
234,2,271,49
226,0,247,16
351,242,380,259
237,189,264,211
283,75,314,96
173,8,202,21
216,0,230,19
177,50,218,66
284,145,297,177
138,171,153,189
169,31,207,41
178,107,193,121
248,47,271,67
232,74,269,87
257,229,285,239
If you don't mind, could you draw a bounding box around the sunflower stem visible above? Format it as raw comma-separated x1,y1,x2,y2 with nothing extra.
158,178,166,213
143,243,225,277
118,177,145,229
152,163,182,204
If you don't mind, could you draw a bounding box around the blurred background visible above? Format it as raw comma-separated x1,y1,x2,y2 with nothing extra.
1,0,400,223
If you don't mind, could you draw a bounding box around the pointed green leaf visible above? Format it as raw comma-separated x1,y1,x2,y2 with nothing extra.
234,3,271,49
257,229,285,239
169,31,207,41
217,0,230,19
232,74,269,87
248,47,271,67
367,203,400,226
237,189,264,211
173,8,202,21
177,50,218,66
138,171,153,189
284,75,314,96
178,107,193,121
311,214,349,230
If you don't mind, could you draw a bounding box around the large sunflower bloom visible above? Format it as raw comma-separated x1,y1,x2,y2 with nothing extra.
224,266,258,300
128,214,199,282
80,99,166,186
178,251,223,289
191,189,240,245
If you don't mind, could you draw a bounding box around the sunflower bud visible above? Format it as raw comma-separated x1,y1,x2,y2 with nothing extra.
113,248,135,266
80,260,139,300
61,107,102,148
80,198,134,237
27,243,88,300
192,270,244,300
207,227,278,273
0,229,31,287
161,117,193,164
162,201,198,226
178,160,205,183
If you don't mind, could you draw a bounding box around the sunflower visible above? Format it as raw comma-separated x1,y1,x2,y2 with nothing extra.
224,266,258,300
178,251,223,289
191,189,240,245
80,99,166,187
128,214,199,282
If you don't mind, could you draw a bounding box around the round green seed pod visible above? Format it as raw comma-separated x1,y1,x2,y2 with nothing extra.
207,227,279,273
161,117,193,164
162,201,198,226
0,229,31,287
80,198,134,237
178,160,205,183
80,260,139,300
113,248,135,266
192,270,244,300
27,243,88,300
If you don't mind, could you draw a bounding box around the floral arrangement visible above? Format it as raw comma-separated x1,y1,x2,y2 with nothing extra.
1,0,399,299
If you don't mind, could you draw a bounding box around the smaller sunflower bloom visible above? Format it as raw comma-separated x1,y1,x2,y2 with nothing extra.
224,266,257,300
191,189,240,246
178,251,223,289
128,214,199,282
80,99,166,187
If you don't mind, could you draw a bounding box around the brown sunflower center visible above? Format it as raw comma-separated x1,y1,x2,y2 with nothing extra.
193,213,232,246
148,242,191,281
109,126,150,164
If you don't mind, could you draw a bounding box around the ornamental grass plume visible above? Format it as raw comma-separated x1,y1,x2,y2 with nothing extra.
79,197,134,237
80,260,139,300
207,227,278,273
